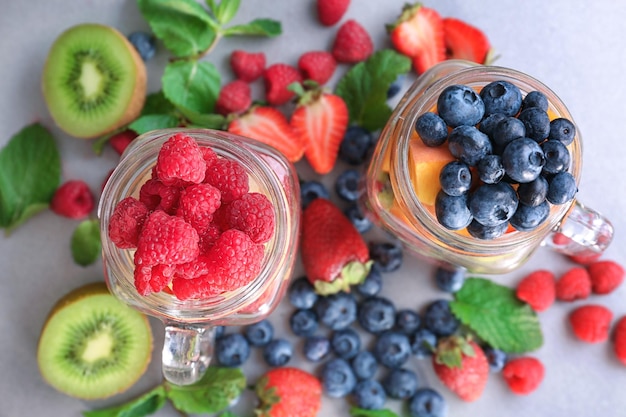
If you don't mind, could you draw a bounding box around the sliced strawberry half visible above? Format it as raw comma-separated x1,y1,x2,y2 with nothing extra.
443,17,491,64
228,106,306,163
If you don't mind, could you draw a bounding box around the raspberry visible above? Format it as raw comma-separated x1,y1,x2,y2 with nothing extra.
50,180,95,219
502,357,545,395
317,0,350,26
555,267,591,301
139,178,181,214
109,129,137,155
203,158,249,203
331,20,373,63
155,133,206,186
199,223,222,253
298,51,337,85
587,260,624,295
263,63,303,106
134,263,176,296
230,50,266,82
569,304,613,343
175,254,211,280
135,210,199,267
200,146,218,169
176,183,221,234
613,316,626,366
219,192,275,243
108,196,149,249
515,270,556,312
215,80,252,116
567,252,602,265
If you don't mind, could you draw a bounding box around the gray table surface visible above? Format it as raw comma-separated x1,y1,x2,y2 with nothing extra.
2,0,626,416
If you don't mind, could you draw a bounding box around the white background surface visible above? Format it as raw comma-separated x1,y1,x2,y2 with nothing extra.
1,0,625,416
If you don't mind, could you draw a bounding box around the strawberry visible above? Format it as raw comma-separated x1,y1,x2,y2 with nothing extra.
442,17,491,64
300,198,371,295
317,0,350,26
230,50,266,82
263,63,303,106
432,336,489,402
215,80,252,116
290,88,348,174
255,367,322,417
331,19,373,63
387,3,445,74
228,106,306,163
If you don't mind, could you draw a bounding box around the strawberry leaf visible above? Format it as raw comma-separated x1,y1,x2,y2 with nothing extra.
70,219,101,267
209,0,240,24
82,385,167,417
129,114,181,135
450,277,543,353
313,260,373,295
162,60,221,116
223,18,282,37
141,91,177,116
350,407,400,417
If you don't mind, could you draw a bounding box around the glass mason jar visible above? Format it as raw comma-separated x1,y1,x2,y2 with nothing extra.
361,60,613,274
98,128,300,385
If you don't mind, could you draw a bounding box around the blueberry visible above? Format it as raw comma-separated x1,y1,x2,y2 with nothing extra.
382,367,419,400
395,309,422,335
300,180,329,209
351,350,379,380
439,161,472,196
483,346,507,372
423,300,460,337
339,126,374,165
501,137,545,183
410,328,438,358
478,112,506,138
353,379,387,410
548,117,576,145
345,203,373,234
358,296,396,334
215,333,250,367
509,201,550,231
243,320,273,347
437,84,485,127
287,277,318,309
303,335,331,362
468,182,518,227
289,309,319,337
335,169,361,202
263,338,293,367
369,241,403,272
214,325,225,339
321,358,357,398
435,191,473,230
546,171,577,204
434,266,465,293
491,116,526,153
387,74,406,99
447,125,492,166
415,112,448,147
409,388,447,417
127,31,156,61
331,328,361,359
522,90,549,112
518,107,551,142
480,80,522,117
314,292,357,330
541,140,570,174
467,219,508,240
517,176,549,207
355,263,383,297
477,154,505,184
373,331,412,368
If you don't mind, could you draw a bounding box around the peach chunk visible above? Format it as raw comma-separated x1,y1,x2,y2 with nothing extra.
408,138,455,206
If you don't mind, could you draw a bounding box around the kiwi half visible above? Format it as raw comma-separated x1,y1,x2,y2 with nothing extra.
42,23,146,139
37,282,153,400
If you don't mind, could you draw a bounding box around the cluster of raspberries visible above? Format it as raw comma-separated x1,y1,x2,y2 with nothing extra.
107,133,276,300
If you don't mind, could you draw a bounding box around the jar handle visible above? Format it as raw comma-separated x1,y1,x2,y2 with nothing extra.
161,321,215,385
544,200,614,258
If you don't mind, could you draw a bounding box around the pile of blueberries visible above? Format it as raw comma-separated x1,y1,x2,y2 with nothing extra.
415,80,578,239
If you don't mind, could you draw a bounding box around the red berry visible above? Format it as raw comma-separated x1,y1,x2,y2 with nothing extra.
230,50,266,82
215,80,252,116
263,63,303,106
139,178,182,214
176,183,221,234
516,270,556,312
567,252,602,265
317,0,350,26
555,267,592,301
134,263,176,296
587,260,624,295
569,304,613,343
108,196,149,249
203,158,249,203
200,146,218,168
199,222,222,253
155,133,206,186
50,180,95,219
298,51,337,85
331,19,373,63
175,254,211,280
218,192,275,243
109,129,137,155
502,357,545,395
613,316,626,366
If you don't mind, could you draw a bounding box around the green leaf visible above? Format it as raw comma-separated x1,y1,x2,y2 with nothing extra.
83,385,167,417
335,49,411,132
180,110,226,130
350,407,400,417
223,18,282,37
219,412,240,417
129,114,181,135
450,277,544,353
70,219,102,267
165,367,246,414
0,123,61,234
213,0,240,24
137,0,217,58
162,60,221,115
141,90,177,116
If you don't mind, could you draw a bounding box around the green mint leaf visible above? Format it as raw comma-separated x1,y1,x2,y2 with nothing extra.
181,110,226,130
141,91,177,116
450,277,543,353
219,412,240,417
213,0,240,24
162,60,221,115
83,385,167,417
350,407,400,417
223,18,282,37
0,123,61,234
165,367,246,414
137,0,217,58
70,219,102,267
335,49,411,132
129,114,181,135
